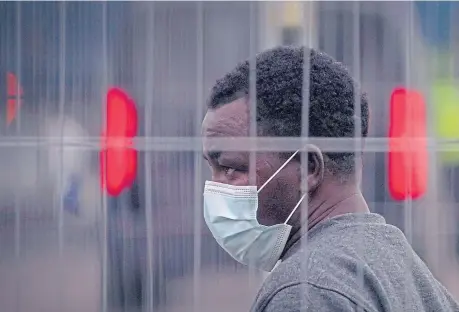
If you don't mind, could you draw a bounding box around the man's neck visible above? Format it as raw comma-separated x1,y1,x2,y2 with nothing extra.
306,183,369,230
281,181,369,259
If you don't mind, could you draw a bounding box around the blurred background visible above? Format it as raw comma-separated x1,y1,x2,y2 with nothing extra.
0,1,459,311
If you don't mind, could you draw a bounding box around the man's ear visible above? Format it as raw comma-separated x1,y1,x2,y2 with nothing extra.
300,145,325,193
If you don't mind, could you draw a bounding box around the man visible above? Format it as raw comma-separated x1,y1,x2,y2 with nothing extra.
201,46,459,311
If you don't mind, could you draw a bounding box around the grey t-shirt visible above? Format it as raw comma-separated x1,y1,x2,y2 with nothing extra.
251,213,459,312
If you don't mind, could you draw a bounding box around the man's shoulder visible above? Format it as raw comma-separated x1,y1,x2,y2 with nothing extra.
252,215,459,312
259,221,362,290
252,240,358,311
251,215,403,311
251,280,366,312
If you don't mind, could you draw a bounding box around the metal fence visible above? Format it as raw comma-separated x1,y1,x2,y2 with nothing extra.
0,1,458,311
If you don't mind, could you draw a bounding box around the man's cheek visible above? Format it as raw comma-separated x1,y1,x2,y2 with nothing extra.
256,195,279,226
229,173,249,186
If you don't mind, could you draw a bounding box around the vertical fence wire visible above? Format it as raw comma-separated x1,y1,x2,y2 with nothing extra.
100,2,109,311
143,2,155,311
193,2,204,311
351,3,364,312
247,1,258,288
14,3,22,312
57,2,67,310
403,2,415,308
299,2,314,310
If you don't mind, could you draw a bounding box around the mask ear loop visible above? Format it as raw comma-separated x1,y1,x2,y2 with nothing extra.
284,193,307,224
283,144,325,224
257,150,300,194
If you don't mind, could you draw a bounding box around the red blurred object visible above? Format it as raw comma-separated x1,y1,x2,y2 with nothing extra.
388,88,428,201
6,72,23,126
101,88,138,196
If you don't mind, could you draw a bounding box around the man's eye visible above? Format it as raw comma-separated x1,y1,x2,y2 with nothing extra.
222,166,236,175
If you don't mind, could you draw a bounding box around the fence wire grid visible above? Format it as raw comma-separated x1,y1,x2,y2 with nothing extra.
1,1,459,312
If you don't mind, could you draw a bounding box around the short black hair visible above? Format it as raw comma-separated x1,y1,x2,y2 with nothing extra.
207,46,369,178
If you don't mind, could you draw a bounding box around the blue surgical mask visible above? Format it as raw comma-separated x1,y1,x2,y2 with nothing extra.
203,150,306,272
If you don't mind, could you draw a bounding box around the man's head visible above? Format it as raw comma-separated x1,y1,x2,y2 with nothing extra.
202,46,369,226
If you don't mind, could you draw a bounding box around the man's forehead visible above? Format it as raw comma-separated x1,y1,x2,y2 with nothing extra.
202,98,249,138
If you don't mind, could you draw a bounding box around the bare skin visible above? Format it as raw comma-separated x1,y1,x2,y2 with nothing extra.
202,98,369,256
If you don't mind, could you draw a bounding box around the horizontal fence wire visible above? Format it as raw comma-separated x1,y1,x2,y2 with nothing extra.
0,136,457,152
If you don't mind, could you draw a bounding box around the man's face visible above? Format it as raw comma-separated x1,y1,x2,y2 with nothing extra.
202,98,301,226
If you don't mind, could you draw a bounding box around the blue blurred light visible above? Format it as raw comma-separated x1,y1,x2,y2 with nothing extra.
416,1,456,48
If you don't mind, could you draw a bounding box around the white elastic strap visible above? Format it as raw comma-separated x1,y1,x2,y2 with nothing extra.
284,193,307,224
258,150,300,193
